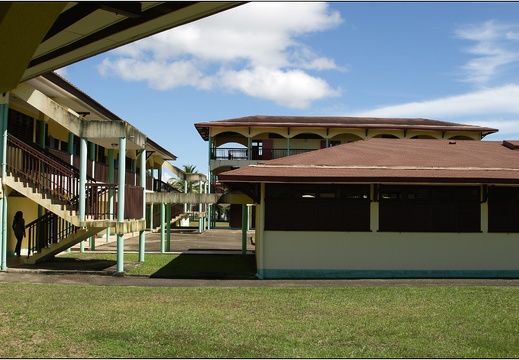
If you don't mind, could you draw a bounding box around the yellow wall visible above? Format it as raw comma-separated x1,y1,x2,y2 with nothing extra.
7,197,39,255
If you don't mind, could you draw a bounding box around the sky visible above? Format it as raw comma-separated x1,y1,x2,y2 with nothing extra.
58,2,519,180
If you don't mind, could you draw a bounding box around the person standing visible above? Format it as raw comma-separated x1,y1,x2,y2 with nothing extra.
12,211,25,257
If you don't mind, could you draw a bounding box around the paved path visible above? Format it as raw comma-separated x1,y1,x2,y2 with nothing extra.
1,272,519,287
2,228,519,287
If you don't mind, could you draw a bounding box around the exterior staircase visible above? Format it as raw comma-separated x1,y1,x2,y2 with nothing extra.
25,226,104,264
3,174,80,226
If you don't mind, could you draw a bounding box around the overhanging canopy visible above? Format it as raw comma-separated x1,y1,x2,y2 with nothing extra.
0,2,244,93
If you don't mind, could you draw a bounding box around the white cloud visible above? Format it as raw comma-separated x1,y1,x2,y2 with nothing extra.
455,20,519,85
218,66,341,108
97,2,344,109
351,84,519,139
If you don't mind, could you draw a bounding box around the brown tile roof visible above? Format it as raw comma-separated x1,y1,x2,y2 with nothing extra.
218,138,519,185
194,115,498,140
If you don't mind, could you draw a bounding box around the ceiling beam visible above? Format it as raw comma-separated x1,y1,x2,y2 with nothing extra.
0,2,66,93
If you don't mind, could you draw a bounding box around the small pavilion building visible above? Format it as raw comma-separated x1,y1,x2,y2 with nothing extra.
218,138,519,279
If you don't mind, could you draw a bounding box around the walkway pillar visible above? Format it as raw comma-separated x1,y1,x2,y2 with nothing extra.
207,136,212,230
183,180,188,214
89,142,96,250
79,137,87,252
66,132,74,252
0,93,8,270
139,149,146,262
160,202,165,253
166,203,171,252
116,137,126,273
241,204,248,254
107,148,115,243
199,180,203,233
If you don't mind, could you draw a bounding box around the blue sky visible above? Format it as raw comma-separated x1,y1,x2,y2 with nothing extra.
58,2,519,179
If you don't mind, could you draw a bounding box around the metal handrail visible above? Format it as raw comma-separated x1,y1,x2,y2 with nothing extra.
26,212,78,256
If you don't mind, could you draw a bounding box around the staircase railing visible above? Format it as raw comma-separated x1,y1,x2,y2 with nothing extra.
7,134,144,221
6,134,80,205
26,212,78,256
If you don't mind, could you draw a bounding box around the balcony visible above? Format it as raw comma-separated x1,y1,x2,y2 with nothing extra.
211,147,316,161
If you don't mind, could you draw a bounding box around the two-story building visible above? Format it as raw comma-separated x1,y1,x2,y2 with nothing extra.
1,72,209,271
195,115,498,228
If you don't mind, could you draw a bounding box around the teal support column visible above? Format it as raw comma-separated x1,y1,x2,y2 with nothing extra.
37,120,46,247
183,180,188,214
107,149,115,243
66,132,74,252
149,203,154,231
116,137,127,273
79,138,87,222
160,202,165,253
79,137,87,253
2,196,7,269
0,94,8,270
326,138,329,148
89,142,96,251
89,142,96,247
166,204,171,252
207,137,212,230
287,137,291,156
241,204,248,254
138,149,146,262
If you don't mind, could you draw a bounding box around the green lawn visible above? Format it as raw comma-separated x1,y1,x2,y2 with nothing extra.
0,284,518,358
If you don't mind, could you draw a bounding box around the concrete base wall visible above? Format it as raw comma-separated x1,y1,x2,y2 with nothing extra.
257,231,519,279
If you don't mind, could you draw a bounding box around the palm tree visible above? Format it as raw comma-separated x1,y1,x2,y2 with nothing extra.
168,165,200,193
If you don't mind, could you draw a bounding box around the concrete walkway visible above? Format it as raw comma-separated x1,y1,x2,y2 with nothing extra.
2,228,519,287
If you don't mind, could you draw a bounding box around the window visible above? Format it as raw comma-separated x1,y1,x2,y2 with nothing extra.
379,185,480,232
264,184,370,231
488,187,519,232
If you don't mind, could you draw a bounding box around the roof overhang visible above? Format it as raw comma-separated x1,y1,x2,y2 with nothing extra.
194,115,499,141
0,2,245,93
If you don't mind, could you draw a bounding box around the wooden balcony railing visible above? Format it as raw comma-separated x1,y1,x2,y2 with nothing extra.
85,183,144,220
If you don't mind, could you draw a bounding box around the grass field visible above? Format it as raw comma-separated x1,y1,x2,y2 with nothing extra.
0,284,518,358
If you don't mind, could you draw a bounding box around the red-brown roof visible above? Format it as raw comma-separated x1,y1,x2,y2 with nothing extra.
218,138,519,185
194,115,498,140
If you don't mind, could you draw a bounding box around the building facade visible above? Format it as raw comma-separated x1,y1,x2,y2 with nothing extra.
195,115,498,228
219,138,519,279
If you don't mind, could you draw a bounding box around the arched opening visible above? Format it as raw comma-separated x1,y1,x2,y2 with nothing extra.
211,132,247,161
411,135,438,139
290,132,325,155
372,134,399,139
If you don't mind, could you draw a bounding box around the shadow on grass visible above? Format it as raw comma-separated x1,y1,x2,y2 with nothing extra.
150,254,257,279
10,256,118,271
